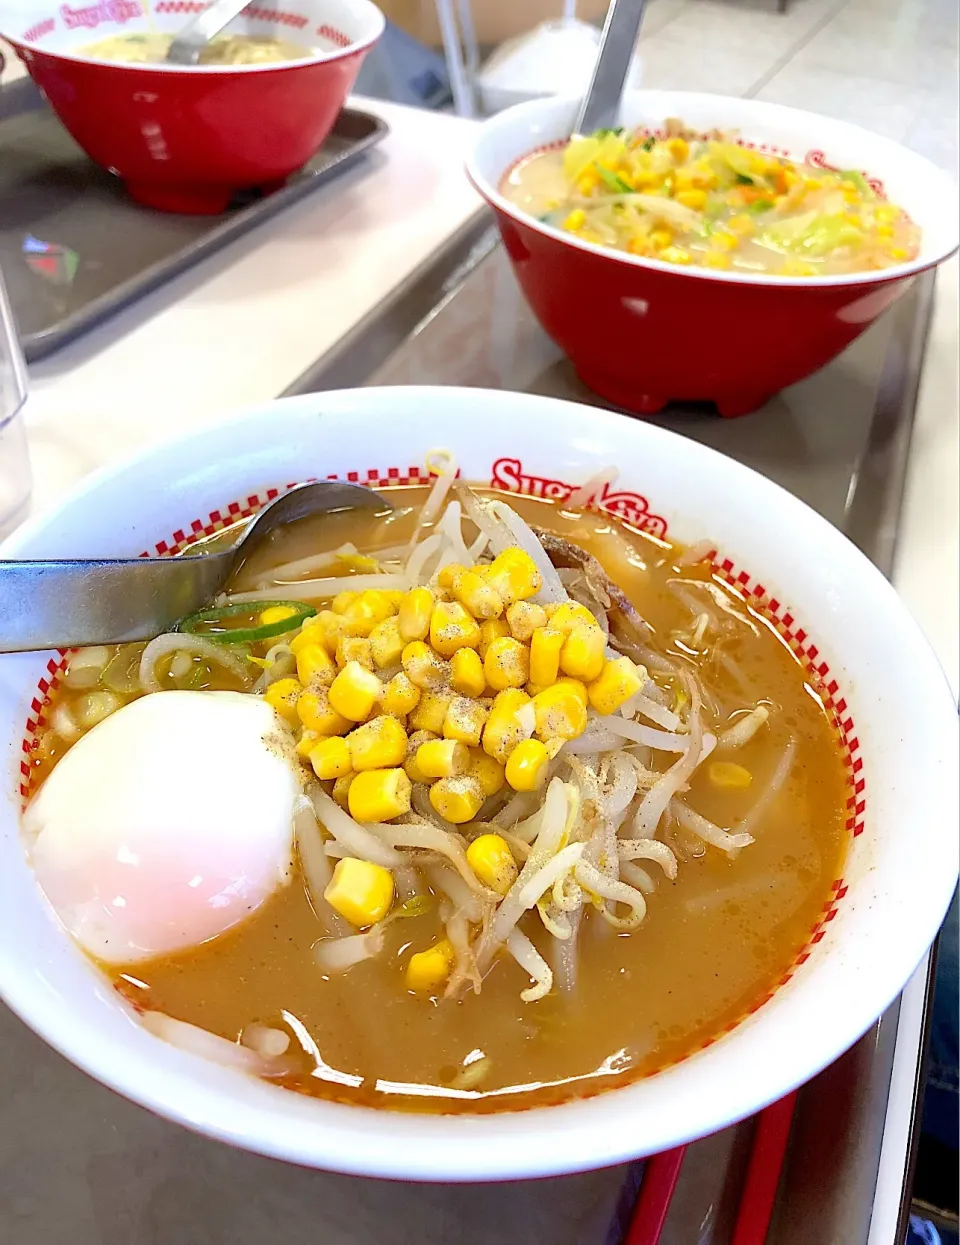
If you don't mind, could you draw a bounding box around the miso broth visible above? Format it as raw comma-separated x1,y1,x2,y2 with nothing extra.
50,487,851,1113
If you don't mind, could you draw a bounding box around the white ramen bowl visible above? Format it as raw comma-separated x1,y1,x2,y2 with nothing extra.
0,387,956,1181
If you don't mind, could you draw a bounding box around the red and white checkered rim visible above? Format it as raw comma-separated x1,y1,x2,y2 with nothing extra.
17,469,862,1063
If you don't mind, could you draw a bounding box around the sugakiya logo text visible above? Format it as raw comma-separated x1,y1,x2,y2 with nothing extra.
490,457,668,539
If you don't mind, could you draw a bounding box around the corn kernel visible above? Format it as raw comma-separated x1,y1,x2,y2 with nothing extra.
484,636,530,691
337,552,380,573
347,767,411,823
369,616,405,669
890,247,908,261
443,695,488,747
296,729,319,759
328,661,383,722
408,688,454,735
324,857,395,926
703,251,732,270
264,677,303,723
468,747,506,797
292,609,341,655
559,625,606,682
709,761,754,790
547,601,597,635
406,938,455,992
650,227,674,251
402,640,448,690
296,642,336,686
479,616,511,658
436,563,467,590
563,208,586,231
533,683,588,742
876,224,894,238
667,137,689,162
382,671,420,717
451,568,504,620
587,657,645,715
297,687,351,736
416,737,469,779
336,635,374,671
466,833,518,895
727,214,756,237
506,600,548,643
576,169,599,195
331,772,355,809
505,738,550,792
309,735,352,781
484,548,542,606
340,590,397,638
404,730,438,783
450,647,486,698
430,601,482,657
675,188,707,210
711,231,739,252
781,258,817,276
331,590,359,614
529,626,565,685
348,714,408,771
660,245,692,265
429,775,486,824
259,604,299,628
555,677,588,706
482,688,533,763
398,587,435,642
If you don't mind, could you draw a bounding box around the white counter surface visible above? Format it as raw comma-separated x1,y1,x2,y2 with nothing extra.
4,89,958,1242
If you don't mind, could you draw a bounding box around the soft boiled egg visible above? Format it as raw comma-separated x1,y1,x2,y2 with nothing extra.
24,691,302,964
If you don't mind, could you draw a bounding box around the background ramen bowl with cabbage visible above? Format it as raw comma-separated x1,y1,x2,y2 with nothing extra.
468,91,959,419
0,387,956,1179
1,0,385,214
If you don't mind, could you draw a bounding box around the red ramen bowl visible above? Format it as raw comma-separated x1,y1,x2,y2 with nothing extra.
467,92,960,418
1,0,384,213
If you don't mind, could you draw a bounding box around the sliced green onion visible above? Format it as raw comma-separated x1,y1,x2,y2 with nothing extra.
176,600,317,646
397,895,434,919
595,164,633,194
839,169,873,197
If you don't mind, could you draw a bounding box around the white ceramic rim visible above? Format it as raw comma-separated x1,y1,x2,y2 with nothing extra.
0,387,956,1182
2,0,385,74
466,90,960,290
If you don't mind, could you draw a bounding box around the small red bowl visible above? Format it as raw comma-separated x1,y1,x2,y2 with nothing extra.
467,91,959,417
2,0,384,214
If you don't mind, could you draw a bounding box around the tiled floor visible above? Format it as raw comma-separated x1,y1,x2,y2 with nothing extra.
635,0,959,170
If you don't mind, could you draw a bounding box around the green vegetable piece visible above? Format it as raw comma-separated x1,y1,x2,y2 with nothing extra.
735,173,754,185
839,169,873,197
398,895,434,919
176,600,317,646
641,137,655,152
594,164,633,194
747,199,775,214
592,126,624,138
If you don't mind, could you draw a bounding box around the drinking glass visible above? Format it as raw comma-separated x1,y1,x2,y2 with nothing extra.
0,262,30,538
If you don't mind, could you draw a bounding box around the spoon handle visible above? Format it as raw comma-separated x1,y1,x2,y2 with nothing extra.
574,0,648,137
0,555,230,652
166,0,253,64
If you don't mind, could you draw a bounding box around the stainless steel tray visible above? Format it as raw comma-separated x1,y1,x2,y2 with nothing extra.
0,221,936,1245
0,78,388,361
286,227,938,1243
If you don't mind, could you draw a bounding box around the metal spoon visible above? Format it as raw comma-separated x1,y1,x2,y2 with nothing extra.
574,0,648,137
166,0,253,65
0,482,392,652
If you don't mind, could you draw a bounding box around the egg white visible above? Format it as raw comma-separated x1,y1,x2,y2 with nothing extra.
24,690,302,963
